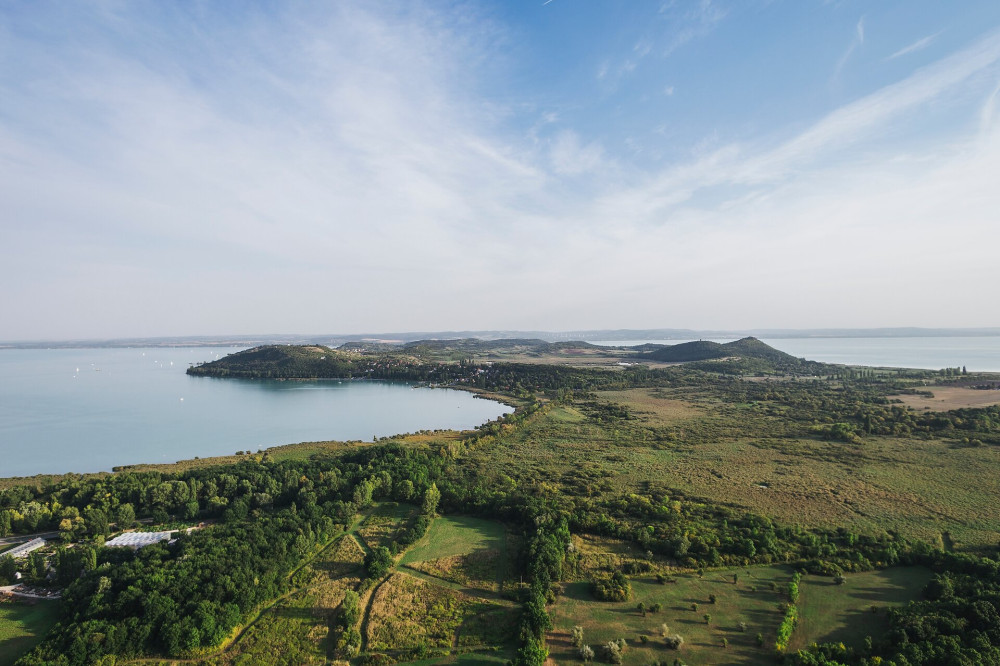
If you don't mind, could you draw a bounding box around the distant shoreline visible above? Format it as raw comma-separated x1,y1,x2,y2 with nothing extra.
3,327,1000,350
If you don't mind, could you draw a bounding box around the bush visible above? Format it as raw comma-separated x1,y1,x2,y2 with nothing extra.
603,639,626,664
579,645,594,662
592,571,631,601
664,635,684,650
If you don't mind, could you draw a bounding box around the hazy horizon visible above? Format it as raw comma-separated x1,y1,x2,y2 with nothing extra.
3,1,1000,340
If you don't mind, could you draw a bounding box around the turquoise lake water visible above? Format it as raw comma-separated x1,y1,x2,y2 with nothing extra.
0,347,512,477
588,336,1000,372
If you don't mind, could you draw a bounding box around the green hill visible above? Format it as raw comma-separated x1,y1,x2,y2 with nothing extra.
186,345,370,379
641,336,806,367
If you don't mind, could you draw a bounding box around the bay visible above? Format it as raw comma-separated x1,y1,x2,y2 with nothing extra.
0,347,512,477
588,336,1000,372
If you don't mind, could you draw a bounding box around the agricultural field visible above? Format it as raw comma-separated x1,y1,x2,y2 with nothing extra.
0,600,60,666
399,515,515,594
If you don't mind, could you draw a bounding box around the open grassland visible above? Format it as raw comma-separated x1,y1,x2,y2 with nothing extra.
791,567,933,652
549,566,792,666
0,600,61,666
365,573,515,653
401,516,516,594
896,386,1000,411
464,388,1000,547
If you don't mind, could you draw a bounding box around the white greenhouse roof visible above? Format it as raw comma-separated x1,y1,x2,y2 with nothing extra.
105,531,173,549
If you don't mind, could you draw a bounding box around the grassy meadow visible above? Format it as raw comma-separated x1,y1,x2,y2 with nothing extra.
791,567,933,651
462,387,1000,548
0,601,61,666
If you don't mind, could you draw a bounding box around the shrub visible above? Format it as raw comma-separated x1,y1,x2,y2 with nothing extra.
664,635,684,650
579,645,594,662
592,571,631,601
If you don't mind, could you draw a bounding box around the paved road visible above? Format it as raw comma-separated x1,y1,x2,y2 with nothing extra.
0,531,60,549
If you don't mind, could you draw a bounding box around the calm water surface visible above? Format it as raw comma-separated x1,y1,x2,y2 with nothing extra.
0,347,512,477
589,336,1000,372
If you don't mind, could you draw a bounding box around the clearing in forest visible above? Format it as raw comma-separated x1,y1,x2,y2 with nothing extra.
357,502,422,551
399,515,513,593
791,567,933,652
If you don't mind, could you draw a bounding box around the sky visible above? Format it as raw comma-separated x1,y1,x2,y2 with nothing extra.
2,0,1000,341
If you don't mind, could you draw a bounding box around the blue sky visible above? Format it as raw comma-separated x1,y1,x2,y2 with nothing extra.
2,1,1000,340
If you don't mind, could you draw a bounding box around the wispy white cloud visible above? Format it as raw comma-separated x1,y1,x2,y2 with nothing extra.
889,31,941,59
3,3,1000,337
832,16,866,80
549,130,606,175
661,0,728,57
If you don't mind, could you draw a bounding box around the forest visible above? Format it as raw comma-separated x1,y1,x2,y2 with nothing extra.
3,340,1000,665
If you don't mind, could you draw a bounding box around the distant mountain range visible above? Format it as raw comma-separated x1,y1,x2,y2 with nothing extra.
3,327,999,349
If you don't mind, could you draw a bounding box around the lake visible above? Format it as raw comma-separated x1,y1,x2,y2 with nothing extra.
0,347,512,477
588,336,1000,372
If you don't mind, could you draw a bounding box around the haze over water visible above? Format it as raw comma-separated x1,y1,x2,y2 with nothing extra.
0,347,512,477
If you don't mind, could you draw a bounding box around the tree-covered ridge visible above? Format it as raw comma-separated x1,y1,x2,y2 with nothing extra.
641,336,812,367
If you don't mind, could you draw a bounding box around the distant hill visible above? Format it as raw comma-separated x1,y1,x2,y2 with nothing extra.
398,338,598,360
641,337,801,365
186,345,370,379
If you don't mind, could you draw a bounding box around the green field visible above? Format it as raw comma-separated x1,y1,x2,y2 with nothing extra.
792,567,933,651
400,515,506,566
549,566,792,666
0,601,61,666
548,565,934,665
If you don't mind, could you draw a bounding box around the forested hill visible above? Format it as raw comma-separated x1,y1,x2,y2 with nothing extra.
640,336,834,374
185,345,405,379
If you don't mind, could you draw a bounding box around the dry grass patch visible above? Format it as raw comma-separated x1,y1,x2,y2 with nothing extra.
357,502,419,550
896,386,1000,411
407,551,500,592
365,573,513,652
597,388,705,425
